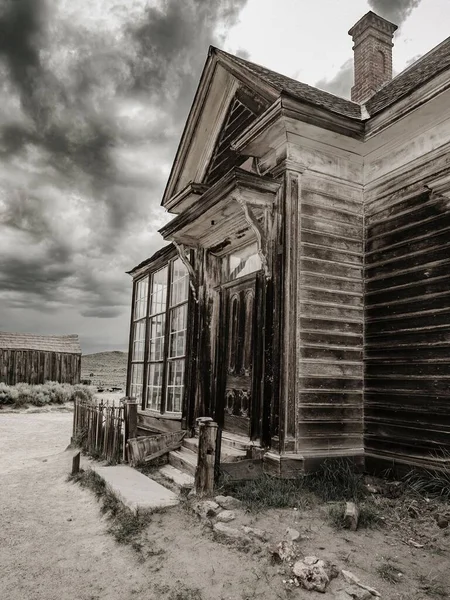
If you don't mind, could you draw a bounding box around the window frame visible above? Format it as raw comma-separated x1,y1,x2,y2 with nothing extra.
129,275,149,404
128,252,191,416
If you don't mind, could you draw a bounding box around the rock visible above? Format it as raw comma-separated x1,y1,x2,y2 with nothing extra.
285,527,301,541
341,570,380,597
213,523,250,543
215,495,242,510
194,500,220,519
270,540,297,563
385,481,403,499
216,510,236,523
293,556,337,593
242,526,268,542
334,586,373,600
436,515,449,529
344,502,360,531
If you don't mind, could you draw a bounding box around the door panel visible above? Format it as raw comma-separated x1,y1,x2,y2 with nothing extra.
223,277,256,436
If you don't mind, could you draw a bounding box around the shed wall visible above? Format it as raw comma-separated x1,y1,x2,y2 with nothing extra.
0,350,81,385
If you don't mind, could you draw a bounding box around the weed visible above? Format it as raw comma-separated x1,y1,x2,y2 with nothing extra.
376,560,402,584
404,463,450,501
223,459,366,512
417,573,448,598
69,468,155,554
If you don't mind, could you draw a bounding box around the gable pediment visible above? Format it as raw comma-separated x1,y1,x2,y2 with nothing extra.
161,49,275,213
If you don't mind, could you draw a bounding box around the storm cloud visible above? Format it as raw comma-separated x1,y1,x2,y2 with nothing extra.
0,0,248,351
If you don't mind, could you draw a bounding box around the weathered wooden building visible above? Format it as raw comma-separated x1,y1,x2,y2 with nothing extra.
0,332,82,385
126,11,450,476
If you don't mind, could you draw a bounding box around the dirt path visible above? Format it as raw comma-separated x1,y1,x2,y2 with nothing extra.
1,410,449,600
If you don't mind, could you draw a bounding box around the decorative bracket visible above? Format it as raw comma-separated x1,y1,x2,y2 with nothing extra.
173,241,199,304
235,196,270,279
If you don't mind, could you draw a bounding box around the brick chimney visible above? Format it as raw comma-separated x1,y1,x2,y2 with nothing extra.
348,11,398,103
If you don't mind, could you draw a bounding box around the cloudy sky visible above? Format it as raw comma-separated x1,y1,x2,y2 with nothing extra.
0,0,448,354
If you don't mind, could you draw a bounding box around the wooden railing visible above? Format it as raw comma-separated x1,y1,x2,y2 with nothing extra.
73,398,136,465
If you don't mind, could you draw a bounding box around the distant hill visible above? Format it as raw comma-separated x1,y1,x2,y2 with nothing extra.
81,351,128,390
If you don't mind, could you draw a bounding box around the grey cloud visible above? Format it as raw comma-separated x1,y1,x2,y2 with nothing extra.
0,0,249,351
368,0,422,25
315,59,353,99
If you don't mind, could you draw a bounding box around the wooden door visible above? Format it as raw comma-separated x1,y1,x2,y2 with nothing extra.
222,275,258,437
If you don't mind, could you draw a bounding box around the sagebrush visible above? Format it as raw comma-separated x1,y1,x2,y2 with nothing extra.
0,381,94,408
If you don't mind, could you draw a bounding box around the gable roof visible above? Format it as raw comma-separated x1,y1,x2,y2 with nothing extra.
366,36,450,116
0,332,81,354
215,48,363,120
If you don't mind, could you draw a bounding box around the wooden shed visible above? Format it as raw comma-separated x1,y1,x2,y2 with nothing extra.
0,332,82,385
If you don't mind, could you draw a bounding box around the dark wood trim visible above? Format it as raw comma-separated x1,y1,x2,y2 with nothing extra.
214,286,228,427
182,252,197,430
251,272,264,441
141,272,153,410
126,280,137,398
160,261,173,415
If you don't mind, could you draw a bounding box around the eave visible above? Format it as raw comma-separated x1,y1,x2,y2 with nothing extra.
159,168,281,248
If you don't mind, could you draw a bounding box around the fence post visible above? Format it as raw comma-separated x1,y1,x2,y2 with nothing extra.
195,417,218,497
124,397,138,462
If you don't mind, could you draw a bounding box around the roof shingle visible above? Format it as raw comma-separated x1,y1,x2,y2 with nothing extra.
0,332,81,354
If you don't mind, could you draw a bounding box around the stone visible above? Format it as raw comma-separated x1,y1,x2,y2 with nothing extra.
293,556,333,593
341,570,380,597
242,526,268,542
194,500,220,519
436,515,449,529
285,527,301,541
215,495,242,510
213,522,250,543
344,502,360,531
334,586,373,600
216,510,236,523
270,540,297,563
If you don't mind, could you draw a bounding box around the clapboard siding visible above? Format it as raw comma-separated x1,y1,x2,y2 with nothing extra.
0,349,81,385
298,185,364,451
365,190,450,464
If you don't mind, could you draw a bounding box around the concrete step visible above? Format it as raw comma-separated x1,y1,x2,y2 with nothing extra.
159,464,194,489
90,464,179,511
168,447,197,476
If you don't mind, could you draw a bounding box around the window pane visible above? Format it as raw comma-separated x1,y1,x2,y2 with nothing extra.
169,304,187,358
150,267,168,315
147,363,163,411
130,364,143,402
134,276,148,320
228,243,261,280
170,258,189,307
132,319,146,360
166,359,185,412
149,314,166,360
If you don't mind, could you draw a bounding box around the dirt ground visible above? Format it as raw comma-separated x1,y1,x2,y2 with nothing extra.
1,408,449,600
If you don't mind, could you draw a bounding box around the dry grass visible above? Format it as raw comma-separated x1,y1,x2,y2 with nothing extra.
223,458,367,512
0,381,93,408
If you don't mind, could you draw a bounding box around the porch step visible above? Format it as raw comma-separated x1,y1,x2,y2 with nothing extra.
222,431,252,452
182,435,248,463
168,447,197,476
159,464,194,488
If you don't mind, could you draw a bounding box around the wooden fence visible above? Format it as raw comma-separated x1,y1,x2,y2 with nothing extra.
73,398,128,464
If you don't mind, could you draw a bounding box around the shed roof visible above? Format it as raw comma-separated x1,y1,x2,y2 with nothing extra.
0,332,81,354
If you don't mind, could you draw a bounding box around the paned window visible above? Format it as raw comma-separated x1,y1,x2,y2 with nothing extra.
147,266,168,410
128,255,190,414
130,276,148,402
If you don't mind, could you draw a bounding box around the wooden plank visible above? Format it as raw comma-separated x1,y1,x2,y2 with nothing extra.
220,458,263,481
127,430,186,467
